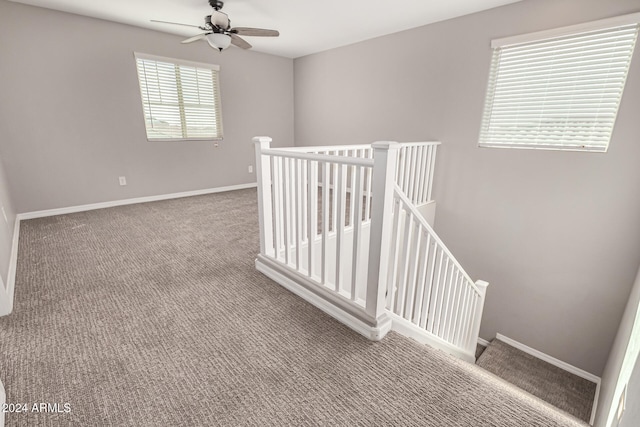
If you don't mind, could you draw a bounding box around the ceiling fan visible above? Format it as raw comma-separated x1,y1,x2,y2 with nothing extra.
151,0,279,51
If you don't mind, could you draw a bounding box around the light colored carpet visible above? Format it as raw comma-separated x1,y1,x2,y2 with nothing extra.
475,343,487,360
0,188,588,426
476,339,596,423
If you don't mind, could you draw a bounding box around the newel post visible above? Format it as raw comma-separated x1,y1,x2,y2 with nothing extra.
253,136,273,257
469,280,489,357
366,141,399,322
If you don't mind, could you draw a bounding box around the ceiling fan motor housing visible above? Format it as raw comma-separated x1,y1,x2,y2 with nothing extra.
208,0,224,11
164,0,278,51
205,13,230,32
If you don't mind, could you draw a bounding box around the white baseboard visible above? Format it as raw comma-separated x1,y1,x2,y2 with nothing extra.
255,256,392,341
17,183,258,220
389,312,476,364
477,337,491,347
495,333,600,383
495,333,600,425
0,375,5,427
0,217,20,317
591,381,600,426
6,218,20,313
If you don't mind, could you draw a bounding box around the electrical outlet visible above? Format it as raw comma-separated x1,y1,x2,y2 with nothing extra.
248,165,253,173
214,142,219,148
119,176,127,186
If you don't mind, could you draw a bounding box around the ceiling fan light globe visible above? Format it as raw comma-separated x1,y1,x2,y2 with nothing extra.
206,33,231,51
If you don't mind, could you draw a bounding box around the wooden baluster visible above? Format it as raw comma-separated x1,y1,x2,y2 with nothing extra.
295,159,302,270
408,146,418,203
302,160,308,243
351,165,364,300
271,156,283,261
335,163,347,293
427,145,437,202
421,238,437,329
398,205,414,318
416,145,427,205
321,162,330,285
282,157,291,266
387,196,403,311
404,219,422,321
308,161,318,278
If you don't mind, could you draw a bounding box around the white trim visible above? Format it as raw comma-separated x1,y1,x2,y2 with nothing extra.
255,257,392,341
492,12,640,48
0,273,7,316
495,333,601,425
591,381,600,426
17,183,257,220
478,144,609,153
134,52,220,70
389,312,476,363
0,217,20,317
478,337,491,347
6,217,20,314
0,376,4,427
495,334,600,383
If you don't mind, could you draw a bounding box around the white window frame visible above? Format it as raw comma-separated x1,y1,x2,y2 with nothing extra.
134,52,223,142
479,13,640,152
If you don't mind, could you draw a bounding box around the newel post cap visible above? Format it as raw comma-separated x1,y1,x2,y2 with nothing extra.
475,280,489,296
475,280,489,288
370,141,399,150
252,136,272,145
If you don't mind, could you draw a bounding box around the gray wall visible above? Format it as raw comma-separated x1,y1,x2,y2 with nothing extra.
294,0,640,375
597,264,640,427
0,0,294,213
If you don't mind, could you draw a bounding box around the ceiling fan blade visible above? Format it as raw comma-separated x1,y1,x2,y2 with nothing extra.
151,19,202,29
231,27,279,37
230,34,252,50
181,33,208,44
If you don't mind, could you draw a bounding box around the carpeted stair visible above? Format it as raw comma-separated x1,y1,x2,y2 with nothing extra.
476,338,597,423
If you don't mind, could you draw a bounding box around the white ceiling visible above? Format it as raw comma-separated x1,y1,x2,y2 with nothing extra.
9,0,523,58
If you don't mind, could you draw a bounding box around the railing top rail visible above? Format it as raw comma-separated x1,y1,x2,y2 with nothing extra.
260,148,375,167
396,141,442,147
393,184,480,295
274,144,373,152
274,141,441,153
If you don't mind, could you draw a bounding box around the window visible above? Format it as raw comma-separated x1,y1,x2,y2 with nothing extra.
134,53,223,141
479,14,639,152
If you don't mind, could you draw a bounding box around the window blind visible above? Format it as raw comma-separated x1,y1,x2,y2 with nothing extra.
479,23,638,152
135,53,223,141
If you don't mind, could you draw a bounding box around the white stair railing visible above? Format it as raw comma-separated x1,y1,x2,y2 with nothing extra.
387,185,488,361
274,141,441,206
395,142,439,206
253,137,487,361
254,137,393,339
256,142,374,298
